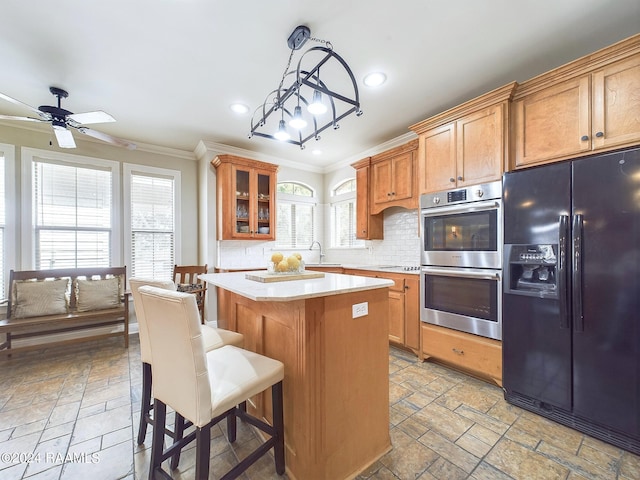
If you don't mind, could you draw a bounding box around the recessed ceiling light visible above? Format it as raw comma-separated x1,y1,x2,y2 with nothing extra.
363,72,387,87
230,103,249,114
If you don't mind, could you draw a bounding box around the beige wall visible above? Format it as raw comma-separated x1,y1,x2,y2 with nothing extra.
0,123,200,270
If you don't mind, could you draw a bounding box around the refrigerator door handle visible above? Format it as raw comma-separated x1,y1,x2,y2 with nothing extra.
558,215,570,329
572,214,584,332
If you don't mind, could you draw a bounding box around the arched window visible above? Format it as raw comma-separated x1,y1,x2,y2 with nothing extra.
276,182,316,248
330,178,364,248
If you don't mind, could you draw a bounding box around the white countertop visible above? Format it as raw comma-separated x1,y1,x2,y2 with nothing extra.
215,263,421,275
201,271,394,302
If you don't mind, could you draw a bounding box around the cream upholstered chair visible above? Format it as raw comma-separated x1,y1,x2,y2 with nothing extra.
128,277,244,449
138,285,285,479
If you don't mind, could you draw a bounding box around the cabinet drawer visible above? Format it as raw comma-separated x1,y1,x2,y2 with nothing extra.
421,324,502,386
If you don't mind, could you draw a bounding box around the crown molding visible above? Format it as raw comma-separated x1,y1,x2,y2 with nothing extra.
195,140,326,173
0,120,196,160
323,131,418,173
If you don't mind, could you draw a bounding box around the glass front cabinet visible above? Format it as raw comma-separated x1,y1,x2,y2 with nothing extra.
212,155,278,240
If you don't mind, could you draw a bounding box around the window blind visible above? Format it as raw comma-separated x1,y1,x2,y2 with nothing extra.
0,154,5,295
33,160,112,269
130,173,175,279
276,202,314,249
332,200,359,247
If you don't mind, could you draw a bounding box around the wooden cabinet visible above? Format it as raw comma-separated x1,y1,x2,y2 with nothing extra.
410,82,516,194
345,269,420,356
370,140,418,214
513,36,640,168
422,323,502,387
351,158,383,240
212,155,278,240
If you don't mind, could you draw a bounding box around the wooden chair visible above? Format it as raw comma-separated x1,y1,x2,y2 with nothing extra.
173,264,208,323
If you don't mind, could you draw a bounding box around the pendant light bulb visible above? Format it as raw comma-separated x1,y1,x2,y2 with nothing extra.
274,119,290,141
307,90,327,115
289,105,307,129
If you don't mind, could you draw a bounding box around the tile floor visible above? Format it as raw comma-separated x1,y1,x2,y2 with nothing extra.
0,336,638,480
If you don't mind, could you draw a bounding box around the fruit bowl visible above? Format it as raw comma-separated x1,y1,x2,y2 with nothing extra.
268,252,304,274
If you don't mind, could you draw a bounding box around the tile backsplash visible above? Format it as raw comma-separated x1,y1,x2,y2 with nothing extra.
216,207,421,269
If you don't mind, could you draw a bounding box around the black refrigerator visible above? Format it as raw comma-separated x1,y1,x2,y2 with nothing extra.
502,147,640,455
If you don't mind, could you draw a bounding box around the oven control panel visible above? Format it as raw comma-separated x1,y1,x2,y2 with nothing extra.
420,180,501,209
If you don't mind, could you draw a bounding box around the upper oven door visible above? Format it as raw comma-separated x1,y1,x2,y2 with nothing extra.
421,199,502,268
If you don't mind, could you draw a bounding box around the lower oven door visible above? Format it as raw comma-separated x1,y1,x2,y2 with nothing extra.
421,266,502,340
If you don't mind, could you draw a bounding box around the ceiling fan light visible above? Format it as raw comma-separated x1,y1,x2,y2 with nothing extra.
273,119,290,141
289,106,307,129
307,90,327,115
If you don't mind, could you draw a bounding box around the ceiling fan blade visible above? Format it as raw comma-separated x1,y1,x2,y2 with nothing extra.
0,91,46,117
52,124,77,148
0,114,47,123
76,126,136,150
68,110,116,125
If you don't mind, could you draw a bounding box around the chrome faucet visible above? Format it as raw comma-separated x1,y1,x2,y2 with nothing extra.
309,241,325,264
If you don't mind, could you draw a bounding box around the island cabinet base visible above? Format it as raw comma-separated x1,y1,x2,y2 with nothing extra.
221,288,391,480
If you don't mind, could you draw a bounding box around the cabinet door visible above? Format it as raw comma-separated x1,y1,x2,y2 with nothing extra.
456,105,504,186
390,152,414,201
253,168,276,240
232,166,253,238
355,164,383,240
388,290,405,344
592,54,640,150
419,123,456,193
371,159,393,205
404,276,420,352
513,76,591,167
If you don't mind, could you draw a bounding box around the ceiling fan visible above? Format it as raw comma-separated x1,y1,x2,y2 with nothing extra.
0,86,136,150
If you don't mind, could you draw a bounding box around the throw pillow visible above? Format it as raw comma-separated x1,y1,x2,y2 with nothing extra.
76,276,121,312
13,278,69,318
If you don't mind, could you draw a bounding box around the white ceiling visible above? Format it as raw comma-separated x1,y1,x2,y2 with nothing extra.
1,0,639,169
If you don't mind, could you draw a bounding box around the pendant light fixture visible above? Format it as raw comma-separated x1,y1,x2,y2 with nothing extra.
249,25,362,149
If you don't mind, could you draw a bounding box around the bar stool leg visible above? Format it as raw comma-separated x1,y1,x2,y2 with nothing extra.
272,381,285,475
227,409,237,443
170,413,185,470
195,427,211,479
137,362,152,445
149,399,167,480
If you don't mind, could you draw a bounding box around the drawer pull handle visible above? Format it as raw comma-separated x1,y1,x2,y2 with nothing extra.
452,348,464,355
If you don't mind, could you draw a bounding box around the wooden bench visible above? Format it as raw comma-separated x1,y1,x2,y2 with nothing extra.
1,267,129,357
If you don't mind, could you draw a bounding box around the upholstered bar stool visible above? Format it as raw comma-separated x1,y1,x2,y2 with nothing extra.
128,277,244,448
138,286,285,480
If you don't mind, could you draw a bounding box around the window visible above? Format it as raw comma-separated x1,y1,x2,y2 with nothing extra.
124,164,181,279
276,182,315,249
331,179,364,248
0,143,16,298
21,148,121,270
0,152,4,296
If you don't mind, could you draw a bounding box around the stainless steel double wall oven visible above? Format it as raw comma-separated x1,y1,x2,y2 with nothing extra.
420,181,503,340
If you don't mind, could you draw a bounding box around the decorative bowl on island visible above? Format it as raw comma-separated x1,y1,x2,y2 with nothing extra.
268,252,305,274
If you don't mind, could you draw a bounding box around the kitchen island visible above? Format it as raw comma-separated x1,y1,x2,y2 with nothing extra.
201,271,394,480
